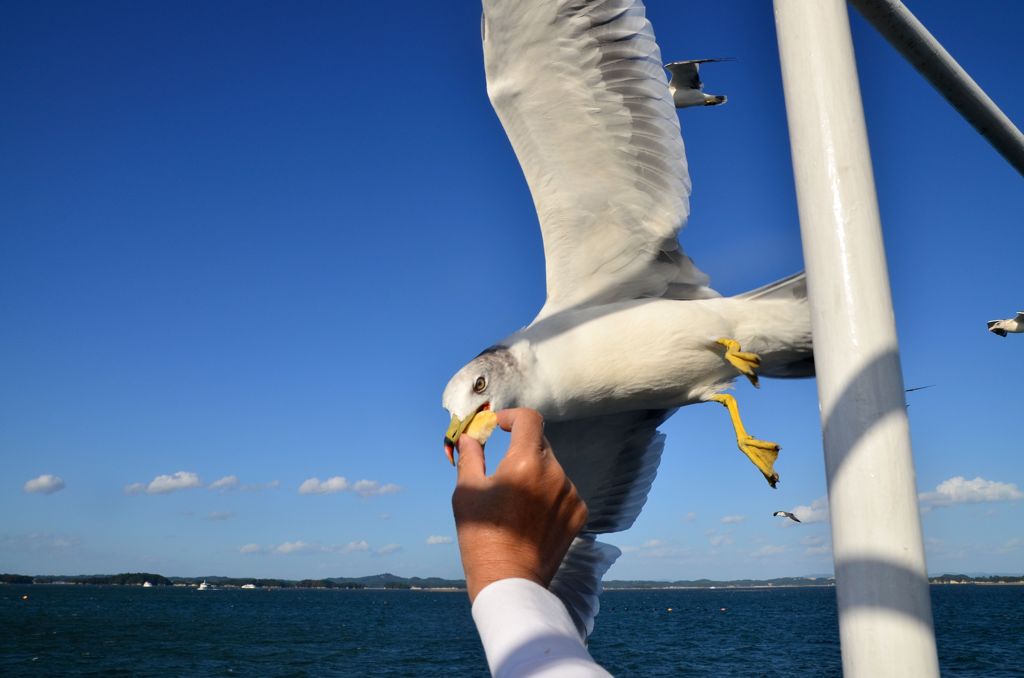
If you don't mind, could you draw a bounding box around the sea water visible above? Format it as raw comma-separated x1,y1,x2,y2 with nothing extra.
1,584,1021,676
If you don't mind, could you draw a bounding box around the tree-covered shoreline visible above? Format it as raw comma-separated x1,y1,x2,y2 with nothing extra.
3,572,1021,589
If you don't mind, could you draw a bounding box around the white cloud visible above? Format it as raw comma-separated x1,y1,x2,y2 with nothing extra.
206,511,234,521
621,538,689,559
342,540,369,553
274,540,319,555
128,471,202,495
239,543,264,554
298,476,401,497
708,532,733,547
681,512,697,523
376,543,402,556
788,496,830,524
299,476,349,495
798,533,831,556
24,474,65,495
426,535,453,545
720,515,746,524
353,480,402,497
209,475,239,491
751,544,787,558
919,476,1024,511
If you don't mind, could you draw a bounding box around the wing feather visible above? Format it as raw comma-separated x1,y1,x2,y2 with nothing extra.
482,0,714,321
543,410,670,638
548,536,621,640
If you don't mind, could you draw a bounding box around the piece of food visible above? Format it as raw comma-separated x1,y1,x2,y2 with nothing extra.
464,410,498,445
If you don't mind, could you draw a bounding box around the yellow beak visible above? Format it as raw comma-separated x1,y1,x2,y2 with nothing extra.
443,406,485,466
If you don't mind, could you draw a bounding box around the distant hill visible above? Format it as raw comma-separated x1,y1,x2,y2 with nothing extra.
326,573,465,589
23,572,173,586
603,576,835,589
4,572,1021,588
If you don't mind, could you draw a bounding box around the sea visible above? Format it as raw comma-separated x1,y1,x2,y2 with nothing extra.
1,584,1021,676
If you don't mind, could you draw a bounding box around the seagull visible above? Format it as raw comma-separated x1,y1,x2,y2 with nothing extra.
773,511,801,523
664,58,732,108
442,0,813,638
987,312,1023,337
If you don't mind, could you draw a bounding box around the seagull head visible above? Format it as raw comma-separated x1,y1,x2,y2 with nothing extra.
442,346,524,462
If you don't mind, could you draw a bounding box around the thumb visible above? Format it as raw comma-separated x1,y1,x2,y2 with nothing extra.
455,435,486,485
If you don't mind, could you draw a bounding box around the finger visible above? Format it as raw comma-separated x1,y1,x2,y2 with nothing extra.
455,434,486,485
498,408,548,461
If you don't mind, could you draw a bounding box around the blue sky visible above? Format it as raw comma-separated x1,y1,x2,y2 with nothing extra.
2,1,1022,581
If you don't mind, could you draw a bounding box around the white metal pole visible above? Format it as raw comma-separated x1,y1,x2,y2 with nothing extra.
772,1,939,676
850,0,1024,177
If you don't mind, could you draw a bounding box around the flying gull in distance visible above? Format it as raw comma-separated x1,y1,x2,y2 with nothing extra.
773,511,801,523
664,58,732,108
987,312,1023,337
442,0,813,639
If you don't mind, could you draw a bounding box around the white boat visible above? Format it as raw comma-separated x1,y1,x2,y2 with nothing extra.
142,581,153,588
241,583,256,589
198,580,210,590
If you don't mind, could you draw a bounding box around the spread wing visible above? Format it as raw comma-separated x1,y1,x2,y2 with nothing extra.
543,409,672,638
665,60,703,91
482,0,716,323
1015,312,1024,323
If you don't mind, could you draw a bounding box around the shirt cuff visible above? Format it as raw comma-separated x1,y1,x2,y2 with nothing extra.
471,578,612,677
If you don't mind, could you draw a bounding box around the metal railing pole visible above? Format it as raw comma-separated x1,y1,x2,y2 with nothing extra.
772,1,939,675
850,0,1024,177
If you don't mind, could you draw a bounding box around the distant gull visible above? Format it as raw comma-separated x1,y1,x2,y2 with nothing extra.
664,58,732,108
987,312,1023,337
773,511,801,523
443,0,813,640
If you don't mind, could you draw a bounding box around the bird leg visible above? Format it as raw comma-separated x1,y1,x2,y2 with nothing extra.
715,338,760,388
708,393,779,488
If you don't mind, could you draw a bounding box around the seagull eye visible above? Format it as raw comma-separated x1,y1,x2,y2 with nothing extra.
473,376,487,393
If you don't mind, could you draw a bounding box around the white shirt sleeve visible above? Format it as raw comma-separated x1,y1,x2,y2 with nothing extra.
471,578,612,677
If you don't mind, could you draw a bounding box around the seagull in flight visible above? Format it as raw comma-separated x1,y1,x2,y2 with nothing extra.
987,312,1023,337
773,511,802,523
442,0,813,639
664,58,732,108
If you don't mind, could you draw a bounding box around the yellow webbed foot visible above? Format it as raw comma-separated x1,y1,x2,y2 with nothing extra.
737,436,780,488
709,393,780,488
716,338,761,388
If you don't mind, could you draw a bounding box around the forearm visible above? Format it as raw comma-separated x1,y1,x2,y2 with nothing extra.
471,578,612,677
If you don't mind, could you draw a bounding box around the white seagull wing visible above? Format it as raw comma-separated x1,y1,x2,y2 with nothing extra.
665,60,704,91
482,0,716,323
543,409,671,638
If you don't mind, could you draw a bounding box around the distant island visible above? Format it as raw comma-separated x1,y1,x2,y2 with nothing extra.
2,572,1021,589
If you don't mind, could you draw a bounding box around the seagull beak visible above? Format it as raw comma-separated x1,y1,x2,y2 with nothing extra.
443,405,486,466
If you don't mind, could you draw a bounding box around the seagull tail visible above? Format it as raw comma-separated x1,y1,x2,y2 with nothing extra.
735,271,807,301
736,272,814,378
549,535,621,641
705,94,727,106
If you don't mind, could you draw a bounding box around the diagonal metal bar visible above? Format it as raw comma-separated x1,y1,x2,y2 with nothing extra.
850,0,1024,176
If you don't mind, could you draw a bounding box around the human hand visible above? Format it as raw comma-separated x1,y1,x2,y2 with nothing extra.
452,408,588,603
